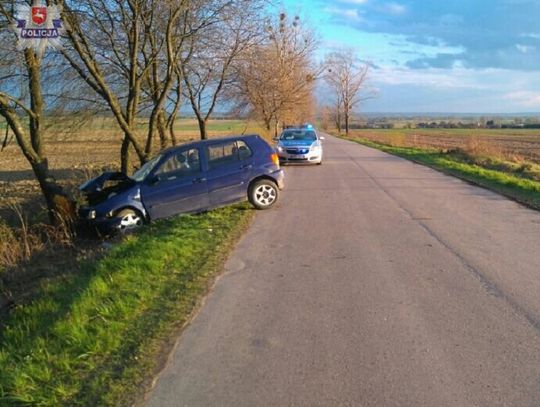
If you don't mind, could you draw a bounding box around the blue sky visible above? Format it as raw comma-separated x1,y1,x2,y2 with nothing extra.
283,0,540,113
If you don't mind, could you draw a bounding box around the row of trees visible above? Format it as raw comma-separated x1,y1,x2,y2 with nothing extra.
0,1,322,223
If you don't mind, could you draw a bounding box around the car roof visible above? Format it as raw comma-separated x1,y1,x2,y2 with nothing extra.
160,134,261,155
281,127,317,133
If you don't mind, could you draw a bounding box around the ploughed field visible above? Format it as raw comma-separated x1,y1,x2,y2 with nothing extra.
0,118,261,223
347,128,540,163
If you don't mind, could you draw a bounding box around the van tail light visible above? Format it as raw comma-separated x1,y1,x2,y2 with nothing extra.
271,152,280,168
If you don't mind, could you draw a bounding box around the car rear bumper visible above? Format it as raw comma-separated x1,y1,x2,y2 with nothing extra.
271,169,285,189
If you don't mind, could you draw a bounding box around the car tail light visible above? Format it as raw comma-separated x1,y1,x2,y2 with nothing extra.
271,152,280,168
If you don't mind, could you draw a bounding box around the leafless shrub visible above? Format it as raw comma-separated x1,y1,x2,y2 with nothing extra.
0,203,41,268
0,220,23,269
0,201,77,271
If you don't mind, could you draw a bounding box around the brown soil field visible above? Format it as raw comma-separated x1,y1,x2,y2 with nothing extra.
348,129,540,163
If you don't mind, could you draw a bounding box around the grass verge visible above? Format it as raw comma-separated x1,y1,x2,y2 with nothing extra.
0,204,253,406
342,136,540,210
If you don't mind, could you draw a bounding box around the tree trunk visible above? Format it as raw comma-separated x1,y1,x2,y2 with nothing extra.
1,49,76,224
157,111,168,149
197,117,208,140
31,160,75,224
120,135,131,174
167,113,177,146
335,101,342,133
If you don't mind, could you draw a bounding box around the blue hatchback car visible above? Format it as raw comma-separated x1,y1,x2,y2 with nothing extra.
79,135,284,233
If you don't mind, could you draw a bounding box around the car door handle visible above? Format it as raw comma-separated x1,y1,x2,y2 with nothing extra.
192,177,206,184
240,164,253,170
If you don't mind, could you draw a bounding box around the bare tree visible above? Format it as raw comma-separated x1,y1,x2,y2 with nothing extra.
181,0,266,140
324,50,373,135
0,1,74,223
57,0,209,172
139,0,237,147
56,0,153,172
140,1,190,152
58,0,253,170
234,12,318,136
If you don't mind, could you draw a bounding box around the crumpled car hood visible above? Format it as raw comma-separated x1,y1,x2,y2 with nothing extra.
80,171,136,206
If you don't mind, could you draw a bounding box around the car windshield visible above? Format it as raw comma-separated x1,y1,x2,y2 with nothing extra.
280,130,317,141
131,154,162,182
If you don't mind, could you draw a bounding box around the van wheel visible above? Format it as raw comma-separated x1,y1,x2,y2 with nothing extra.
116,208,144,231
249,180,279,210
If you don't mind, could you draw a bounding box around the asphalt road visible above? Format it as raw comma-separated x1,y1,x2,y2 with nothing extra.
145,134,540,407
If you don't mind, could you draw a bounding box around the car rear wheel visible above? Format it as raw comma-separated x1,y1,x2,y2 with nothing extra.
116,208,143,231
249,179,279,210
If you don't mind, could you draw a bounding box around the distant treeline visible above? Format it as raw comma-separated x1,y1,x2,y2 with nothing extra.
349,121,540,130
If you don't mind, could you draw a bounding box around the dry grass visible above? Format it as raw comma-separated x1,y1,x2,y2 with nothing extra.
464,135,505,160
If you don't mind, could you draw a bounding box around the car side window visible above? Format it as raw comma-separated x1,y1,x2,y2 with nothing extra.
155,148,200,181
237,140,252,160
207,141,238,169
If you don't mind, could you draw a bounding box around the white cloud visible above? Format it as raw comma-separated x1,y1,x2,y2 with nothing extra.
503,91,540,107
370,66,476,89
370,66,540,94
385,2,407,15
360,67,540,112
323,7,363,22
519,32,540,39
340,0,368,4
516,44,536,53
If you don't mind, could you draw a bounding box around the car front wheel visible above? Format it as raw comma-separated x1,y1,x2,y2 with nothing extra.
248,179,279,210
116,208,144,232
